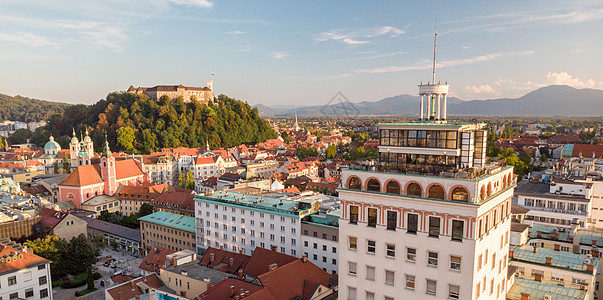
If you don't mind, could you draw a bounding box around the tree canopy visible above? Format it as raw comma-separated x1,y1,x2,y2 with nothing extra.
32,93,276,153
0,93,69,122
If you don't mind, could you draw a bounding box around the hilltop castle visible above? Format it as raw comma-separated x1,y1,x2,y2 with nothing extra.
127,80,214,104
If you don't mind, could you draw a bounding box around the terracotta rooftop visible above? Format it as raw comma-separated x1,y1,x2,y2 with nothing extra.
105,273,164,300
150,189,195,212
0,240,49,276
59,165,104,187
139,246,175,273
243,247,297,277
199,247,252,274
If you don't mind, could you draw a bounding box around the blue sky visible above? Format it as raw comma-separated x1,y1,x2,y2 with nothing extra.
0,0,602,106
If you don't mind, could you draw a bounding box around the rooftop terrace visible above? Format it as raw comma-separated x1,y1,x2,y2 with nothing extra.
138,211,196,233
194,191,316,218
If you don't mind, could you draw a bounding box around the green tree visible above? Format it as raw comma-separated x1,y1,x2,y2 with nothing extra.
92,234,106,256
281,131,291,143
486,141,502,157
178,170,195,190
296,147,318,160
0,136,4,149
326,144,337,159
86,269,94,290
116,126,136,153
64,234,97,275
62,155,71,173
539,153,548,163
138,203,153,217
53,161,59,174
120,213,139,229
8,128,32,144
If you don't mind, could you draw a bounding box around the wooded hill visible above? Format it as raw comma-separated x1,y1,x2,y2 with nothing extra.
32,93,277,153
0,93,70,122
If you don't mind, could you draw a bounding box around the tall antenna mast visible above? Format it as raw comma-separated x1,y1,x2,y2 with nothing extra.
432,18,438,84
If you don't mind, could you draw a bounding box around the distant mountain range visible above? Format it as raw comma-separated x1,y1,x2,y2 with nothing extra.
253,85,603,117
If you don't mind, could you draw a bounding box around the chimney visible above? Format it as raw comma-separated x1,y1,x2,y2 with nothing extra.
587,265,594,272
545,257,552,264
229,257,234,267
302,256,308,263
271,245,277,252
533,246,537,253
230,286,236,297
554,244,560,251
172,256,178,267
593,240,597,246
509,251,514,259
537,231,542,237
209,253,215,263
520,293,530,300
268,263,278,272
237,269,243,279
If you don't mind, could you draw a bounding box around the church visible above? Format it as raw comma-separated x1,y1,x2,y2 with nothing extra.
58,130,146,208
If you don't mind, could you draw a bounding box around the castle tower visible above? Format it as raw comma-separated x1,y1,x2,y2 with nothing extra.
418,21,449,122
101,137,117,196
69,129,80,168
82,129,94,157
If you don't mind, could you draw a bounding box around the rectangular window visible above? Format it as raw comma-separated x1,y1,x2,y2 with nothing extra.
452,220,464,241
386,244,395,258
367,240,376,254
348,287,357,300
426,279,437,296
25,288,34,298
405,275,415,290
428,251,438,267
429,217,440,237
407,248,416,262
450,256,461,271
349,205,359,224
407,213,418,234
449,285,460,299
366,266,375,281
367,208,377,227
349,237,357,250
348,262,357,275
365,291,374,300
385,270,395,285
387,211,397,230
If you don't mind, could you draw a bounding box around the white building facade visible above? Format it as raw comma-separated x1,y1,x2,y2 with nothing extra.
194,191,318,257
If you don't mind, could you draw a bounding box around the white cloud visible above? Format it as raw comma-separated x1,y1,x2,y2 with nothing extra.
226,30,245,35
543,72,602,88
465,84,495,94
167,0,213,8
315,25,405,46
355,50,534,74
0,31,58,47
270,52,289,60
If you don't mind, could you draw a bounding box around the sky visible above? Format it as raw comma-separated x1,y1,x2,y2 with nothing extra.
0,0,602,106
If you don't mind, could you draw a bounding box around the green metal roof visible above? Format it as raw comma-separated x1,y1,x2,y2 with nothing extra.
563,144,575,157
194,191,316,218
507,277,589,300
529,223,603,247
138,211,196,233
511,244,599,274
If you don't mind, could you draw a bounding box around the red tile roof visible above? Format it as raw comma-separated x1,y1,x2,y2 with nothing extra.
195,156,217,165
60,165,104,187
150,190,195,211
106,273,164,300
276,186,300,193
38,208,69,230
139,246,175,273
572,144,603,158
243,247,297,277
0,240,49,276
117,185,161,201
199,247,252,274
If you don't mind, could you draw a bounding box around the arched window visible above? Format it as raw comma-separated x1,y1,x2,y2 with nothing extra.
480,186,486,200
367,179,381,192
406,183,422,196
428,185,445,199
502,175,507,187
386,181,400,194
487,182,493,196
348,177,361,190
451,187,469,202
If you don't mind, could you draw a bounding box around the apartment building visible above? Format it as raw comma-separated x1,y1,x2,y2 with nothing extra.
194,191,318,256
301,211,339,275
138,211,196,253
0,239,53,300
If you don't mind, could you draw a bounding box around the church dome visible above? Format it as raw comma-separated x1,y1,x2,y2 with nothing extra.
44,136,61,150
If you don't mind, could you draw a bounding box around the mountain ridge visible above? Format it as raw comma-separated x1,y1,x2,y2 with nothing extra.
253,85,603,117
